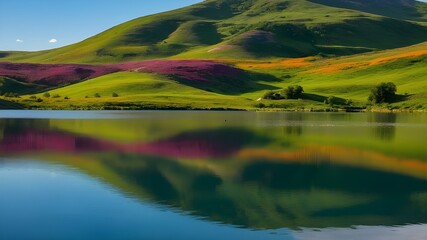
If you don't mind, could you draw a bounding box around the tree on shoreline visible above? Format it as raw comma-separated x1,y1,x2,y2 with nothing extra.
369,82,397,104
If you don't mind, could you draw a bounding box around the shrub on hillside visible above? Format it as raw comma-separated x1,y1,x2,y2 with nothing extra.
282,85,304,99
368,82,397,104
112,92,119,97
263,85,304,100
52,94,60,98
94,93,101,98
43,92,51,98
263,91,282,100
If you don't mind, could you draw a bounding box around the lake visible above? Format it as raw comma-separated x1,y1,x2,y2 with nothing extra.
0,111,426,240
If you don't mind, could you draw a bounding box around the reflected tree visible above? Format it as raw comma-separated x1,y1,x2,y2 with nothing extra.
368,113,397,141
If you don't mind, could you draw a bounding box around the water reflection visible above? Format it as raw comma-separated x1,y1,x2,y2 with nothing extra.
0,112,427,236
369,113,397,141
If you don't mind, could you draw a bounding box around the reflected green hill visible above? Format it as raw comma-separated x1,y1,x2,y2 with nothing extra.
26,152,427,229
1,114,427,230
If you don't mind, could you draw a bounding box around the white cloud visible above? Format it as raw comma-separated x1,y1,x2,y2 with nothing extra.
49,38,58,43
16,39,23,43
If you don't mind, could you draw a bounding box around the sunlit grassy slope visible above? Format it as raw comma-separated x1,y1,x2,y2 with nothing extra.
21,72,255,110
228,41,427,110
1,0,427,63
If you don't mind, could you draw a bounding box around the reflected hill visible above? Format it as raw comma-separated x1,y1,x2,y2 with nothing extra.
0,119,263,158
1,118,427,230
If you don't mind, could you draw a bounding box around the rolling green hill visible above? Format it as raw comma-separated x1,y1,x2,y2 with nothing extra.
6,42,424,111
1,0,427,63
20,72,256,110
1,0,427,111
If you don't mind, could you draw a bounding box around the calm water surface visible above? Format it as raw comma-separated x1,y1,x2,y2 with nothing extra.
0,111,426,240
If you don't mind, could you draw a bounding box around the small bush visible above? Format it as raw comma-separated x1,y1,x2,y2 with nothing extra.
282,85,304,99
43,92,51,98
52,94,60,98
36,98,43,102
263,91,282,100
64,96,69,100
85,96,89,98
29,95,37,99
368,82,397,104
112,92,119,97
94,93,101,98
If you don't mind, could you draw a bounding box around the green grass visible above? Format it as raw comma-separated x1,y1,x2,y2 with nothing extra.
18,72,256,110
0,98,24,109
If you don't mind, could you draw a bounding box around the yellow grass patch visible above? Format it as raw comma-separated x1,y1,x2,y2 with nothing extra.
225,57,313,70
308,62,368,73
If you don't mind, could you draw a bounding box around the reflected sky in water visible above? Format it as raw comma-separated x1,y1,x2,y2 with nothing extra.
0,111,426,240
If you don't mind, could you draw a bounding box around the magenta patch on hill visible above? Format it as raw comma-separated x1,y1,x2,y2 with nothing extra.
113,60,244,82
0,62,119,85
0,60,245,86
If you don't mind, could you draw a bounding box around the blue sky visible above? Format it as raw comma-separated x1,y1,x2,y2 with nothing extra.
0,0,201,51
1,0,427,51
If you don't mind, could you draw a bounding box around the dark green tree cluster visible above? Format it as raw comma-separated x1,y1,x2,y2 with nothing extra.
281,85,304,99
263,85,304,100
368,82,397,104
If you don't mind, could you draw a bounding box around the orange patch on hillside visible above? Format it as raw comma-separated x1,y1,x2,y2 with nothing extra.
236,145,427,180
369,49,427,65
309,49,427,74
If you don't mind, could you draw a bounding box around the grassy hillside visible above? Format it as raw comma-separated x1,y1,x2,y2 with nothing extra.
1,0,427,63
0,77,45,95
1,42,422,111
229,41,427,110
0,0,427,110
308,0,427,22
17,72,256,110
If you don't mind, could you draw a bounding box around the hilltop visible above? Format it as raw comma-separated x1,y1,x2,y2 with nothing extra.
1,0,427,63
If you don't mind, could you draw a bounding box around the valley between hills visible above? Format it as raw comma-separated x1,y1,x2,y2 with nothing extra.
1,0,427,111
